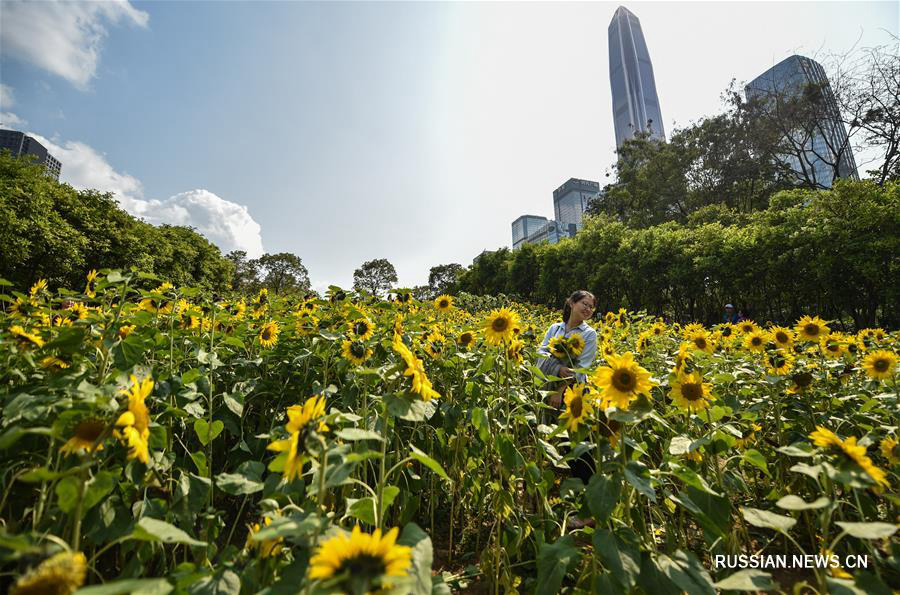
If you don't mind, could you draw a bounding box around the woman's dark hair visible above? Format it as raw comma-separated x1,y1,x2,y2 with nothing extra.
562,290,596,322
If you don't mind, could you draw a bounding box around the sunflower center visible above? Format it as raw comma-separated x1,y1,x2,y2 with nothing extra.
74,420,105,442
751,337,762,346
826,343,839,352
491,317,509,333
681,382,703,401
612,369,636,392
775,331,789,343
350,343,366,358
354,322,368,335
262,328,273,340
570,396,583,418
873,358,889,372
722,327,732,337
694,338,707,350
793,372,813,387
439,299,449,308
341,554,387,580
804,324,819,336
769,354,787,369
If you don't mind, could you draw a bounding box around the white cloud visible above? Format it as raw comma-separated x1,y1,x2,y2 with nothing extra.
0,112,27,127
1,1,149,88
0,84,26,127
28,133,264,258
0,84,14,108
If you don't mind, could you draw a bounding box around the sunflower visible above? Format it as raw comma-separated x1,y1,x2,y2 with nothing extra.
819,336,846,360
682,322,705,339
809,426,843,449
650,321,666,337
308,525,412,590
742,331,766,352
342,339,373,366
483,307,520,345
770,326,794,349
84,269,99,298
348,318,375,341
392,334,440,401
592,352,655,410
245,516,285,558
296,315,320,337
862,350,896,380
881,437,899,466
687,330,715,354
268,396,329,481
673,342,694,375
735,424,762,449
506,339,524,364
268,428,305,481
601,342,617,358
457,330,475,350
719,324,734,339
635,332,650,354
796,315,830,342
434,294,453,312
548,336,568,359
424,330,446,359
115,375,152,465
40,356,70,371
764,349,794,375
559,384,594,432
669,371,713,413
596,415,622,448
788,370,814,394
9,325,44,348
229,299,247,320
60,418,106,456
67,301,89,320
10,551,87,595
118,325,135,339
258,321,280,348
809,427,889,489
737,320,759,335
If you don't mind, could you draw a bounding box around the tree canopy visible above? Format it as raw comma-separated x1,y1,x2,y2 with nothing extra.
353,258,398,296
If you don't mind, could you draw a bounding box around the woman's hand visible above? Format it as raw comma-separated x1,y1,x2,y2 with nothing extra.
549,389,564,408
559,366,573,378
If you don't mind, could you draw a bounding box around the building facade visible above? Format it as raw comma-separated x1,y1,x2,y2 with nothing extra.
745,55,858,187
553,178,599,230
512,214,549,250
608,5,666,148
0,129,62,179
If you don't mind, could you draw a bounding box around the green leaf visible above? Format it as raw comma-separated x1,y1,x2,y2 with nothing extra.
656,550,716,595
398,523,434,595
223,393,244,417
385,394,437,422
75,578,173,595
624,461,656,502
190,452,208,476
776,495,830,511
335,428,383,441
181,368,203,385
586,473,621,523
714,569,777,591
215,472,263,495
776,443,814,457
741,449,770,477
536,535,580,595
83,471,116,512
55,476,79,514
471,407,490,443
0,426,25,449
131,517,205,546
409,445,450,483
187,569,240,594
194,419,224,446
346,497,377,525
497,434,525,471
593,529,640,589
741,507,796,533
835,522,897,540
790,462,822,480
668,435,692,455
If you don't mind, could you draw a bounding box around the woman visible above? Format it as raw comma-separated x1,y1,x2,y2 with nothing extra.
537,290,598,408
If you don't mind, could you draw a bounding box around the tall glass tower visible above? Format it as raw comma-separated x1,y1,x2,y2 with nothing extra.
745,55,858,187
608,6,666,148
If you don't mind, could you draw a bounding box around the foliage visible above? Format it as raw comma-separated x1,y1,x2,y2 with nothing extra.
427,263,464,299
353,258,398,297
1,272,897,593
464,180,900,329
0,152,234,291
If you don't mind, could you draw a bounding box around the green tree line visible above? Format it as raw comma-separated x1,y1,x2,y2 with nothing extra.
0,152,234,290
457,180,899,329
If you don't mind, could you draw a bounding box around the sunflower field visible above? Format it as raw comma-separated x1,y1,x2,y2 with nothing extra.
1,271,898,594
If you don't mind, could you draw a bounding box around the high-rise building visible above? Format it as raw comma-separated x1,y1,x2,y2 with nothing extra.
0,129,62,180
512,215,549,250
553,178,599,230
745,55,858,187
608,6,666,148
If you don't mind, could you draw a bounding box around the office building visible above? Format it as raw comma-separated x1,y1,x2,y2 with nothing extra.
745,55,858,187
512,215,549,249
608,6,666,148
553,178,599,230
0,129,62,180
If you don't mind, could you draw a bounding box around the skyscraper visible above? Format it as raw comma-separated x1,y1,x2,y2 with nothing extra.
608,6,666,148
553,178,598,230
512,215,549,250
0,129,62,180
745,55,858,187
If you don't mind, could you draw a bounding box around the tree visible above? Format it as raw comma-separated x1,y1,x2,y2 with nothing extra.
427,263,464,297
353,258,397,296
257,252,310,294
226,250,261,292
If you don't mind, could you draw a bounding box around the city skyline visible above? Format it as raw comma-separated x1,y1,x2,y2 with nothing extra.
1,2,895,292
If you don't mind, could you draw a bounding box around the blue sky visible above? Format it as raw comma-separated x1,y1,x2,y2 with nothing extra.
1,1,897,292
